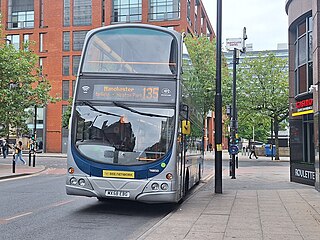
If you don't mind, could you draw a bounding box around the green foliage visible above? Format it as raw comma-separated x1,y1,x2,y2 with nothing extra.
62,98,73,129
236,53,289,158
184,35,216,114
0,42,55,138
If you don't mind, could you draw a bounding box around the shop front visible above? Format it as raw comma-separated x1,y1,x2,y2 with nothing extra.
290,96,315,185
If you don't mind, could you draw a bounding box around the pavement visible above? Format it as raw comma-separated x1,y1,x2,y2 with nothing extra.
1,151,320,239
138,152,320,240
0,152,66,180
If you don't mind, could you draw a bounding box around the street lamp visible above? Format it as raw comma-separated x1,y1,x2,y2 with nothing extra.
215,0,223,194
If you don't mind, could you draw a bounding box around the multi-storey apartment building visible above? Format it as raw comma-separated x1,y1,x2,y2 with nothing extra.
0,0,214,153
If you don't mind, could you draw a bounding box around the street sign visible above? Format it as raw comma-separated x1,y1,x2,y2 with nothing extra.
229,144,239,155
226,38,242,50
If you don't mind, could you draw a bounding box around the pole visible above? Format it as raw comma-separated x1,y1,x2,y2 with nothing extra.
215,0,223,193
33,153,36,167
271,118,274,160
34,105,37,141
12,157,16,173
230,48,237,179
253,125,255,142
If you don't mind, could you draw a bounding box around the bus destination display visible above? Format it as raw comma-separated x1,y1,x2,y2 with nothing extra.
93,84,159,102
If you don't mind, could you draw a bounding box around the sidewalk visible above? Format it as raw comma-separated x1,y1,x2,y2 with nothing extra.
0,162,45,180
0,152,65,180
138,152,320,240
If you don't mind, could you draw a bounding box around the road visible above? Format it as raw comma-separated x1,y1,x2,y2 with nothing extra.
0,153,290,240
0,155,213,240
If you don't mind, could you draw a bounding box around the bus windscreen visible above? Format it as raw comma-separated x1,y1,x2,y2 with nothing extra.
82,27,178,75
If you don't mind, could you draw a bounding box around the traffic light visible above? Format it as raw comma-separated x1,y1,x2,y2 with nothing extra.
235,134,240,144
31,134,36,141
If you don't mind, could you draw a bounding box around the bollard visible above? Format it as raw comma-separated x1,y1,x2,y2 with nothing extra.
12,158,16,173
32,153,36,167
236,155,239,169
229,158,232,176
29,151,32,166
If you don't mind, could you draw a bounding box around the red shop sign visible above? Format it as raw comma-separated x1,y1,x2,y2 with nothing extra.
296,99,313,109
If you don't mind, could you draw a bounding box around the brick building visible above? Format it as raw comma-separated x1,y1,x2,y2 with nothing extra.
0,0,214,152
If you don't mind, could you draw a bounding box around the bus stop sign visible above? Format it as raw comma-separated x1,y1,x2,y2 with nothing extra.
229,144,239,155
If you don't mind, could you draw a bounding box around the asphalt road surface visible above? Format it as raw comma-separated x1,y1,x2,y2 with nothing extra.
0,155,214,240
0,174,179,240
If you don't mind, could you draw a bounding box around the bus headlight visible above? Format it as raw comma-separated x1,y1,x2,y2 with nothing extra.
78,178,86,186
70,177,77,185
161,183,169,191
151,183,159,190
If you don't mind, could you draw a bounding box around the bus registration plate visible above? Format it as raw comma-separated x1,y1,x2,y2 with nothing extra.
106,190,130,198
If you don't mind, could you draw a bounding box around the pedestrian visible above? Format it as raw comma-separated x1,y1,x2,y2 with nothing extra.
15,141,26,164
209,143,212,152
2,139,11,159
249,144,258,159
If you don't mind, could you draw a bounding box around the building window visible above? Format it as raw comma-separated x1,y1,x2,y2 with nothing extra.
39,33,46,52
63,56,70,76
23,34,30,50
63,32,70,51
39,57,44,76
8,0,34,29
6,34,20,50
73,0,92,26
64,0,70,26
72,80,76,96
62,80,70,100
294,16,313,95
187,0,191,24
73,56,81,76
73,31,88,51
112,0,142,23
40,0,44,27
149,0,180,21
102,0,105,25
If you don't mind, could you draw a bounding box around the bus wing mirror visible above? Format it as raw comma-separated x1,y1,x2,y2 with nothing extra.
182,120,191,135
180,104,189,119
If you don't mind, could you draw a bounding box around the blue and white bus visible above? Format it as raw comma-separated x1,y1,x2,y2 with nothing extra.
66,24,204,203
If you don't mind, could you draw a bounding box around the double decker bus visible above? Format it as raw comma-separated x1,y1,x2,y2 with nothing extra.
66,24,204,203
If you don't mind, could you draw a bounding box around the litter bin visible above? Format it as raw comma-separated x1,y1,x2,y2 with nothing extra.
265,144,275,157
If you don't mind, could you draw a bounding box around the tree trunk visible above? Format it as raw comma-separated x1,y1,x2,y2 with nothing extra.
274,117,280,160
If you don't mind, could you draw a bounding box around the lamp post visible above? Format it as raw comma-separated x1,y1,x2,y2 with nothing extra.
228,28,247,179
215,0,223,194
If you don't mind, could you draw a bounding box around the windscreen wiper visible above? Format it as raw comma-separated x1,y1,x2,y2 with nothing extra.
79,100,121,117
113,101,170,118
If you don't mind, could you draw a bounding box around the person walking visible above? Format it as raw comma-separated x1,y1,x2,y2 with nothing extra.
249,144,258,159
2,139,11,159
15,141,26,164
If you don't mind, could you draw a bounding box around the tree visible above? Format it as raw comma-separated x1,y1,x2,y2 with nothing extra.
62,98,73,129
0,41,55,139
237,53,289,160
184,35,216,114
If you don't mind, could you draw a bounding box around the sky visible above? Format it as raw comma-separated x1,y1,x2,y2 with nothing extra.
202,0,288,51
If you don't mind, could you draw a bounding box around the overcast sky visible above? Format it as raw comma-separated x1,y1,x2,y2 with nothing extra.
202,0,288,51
